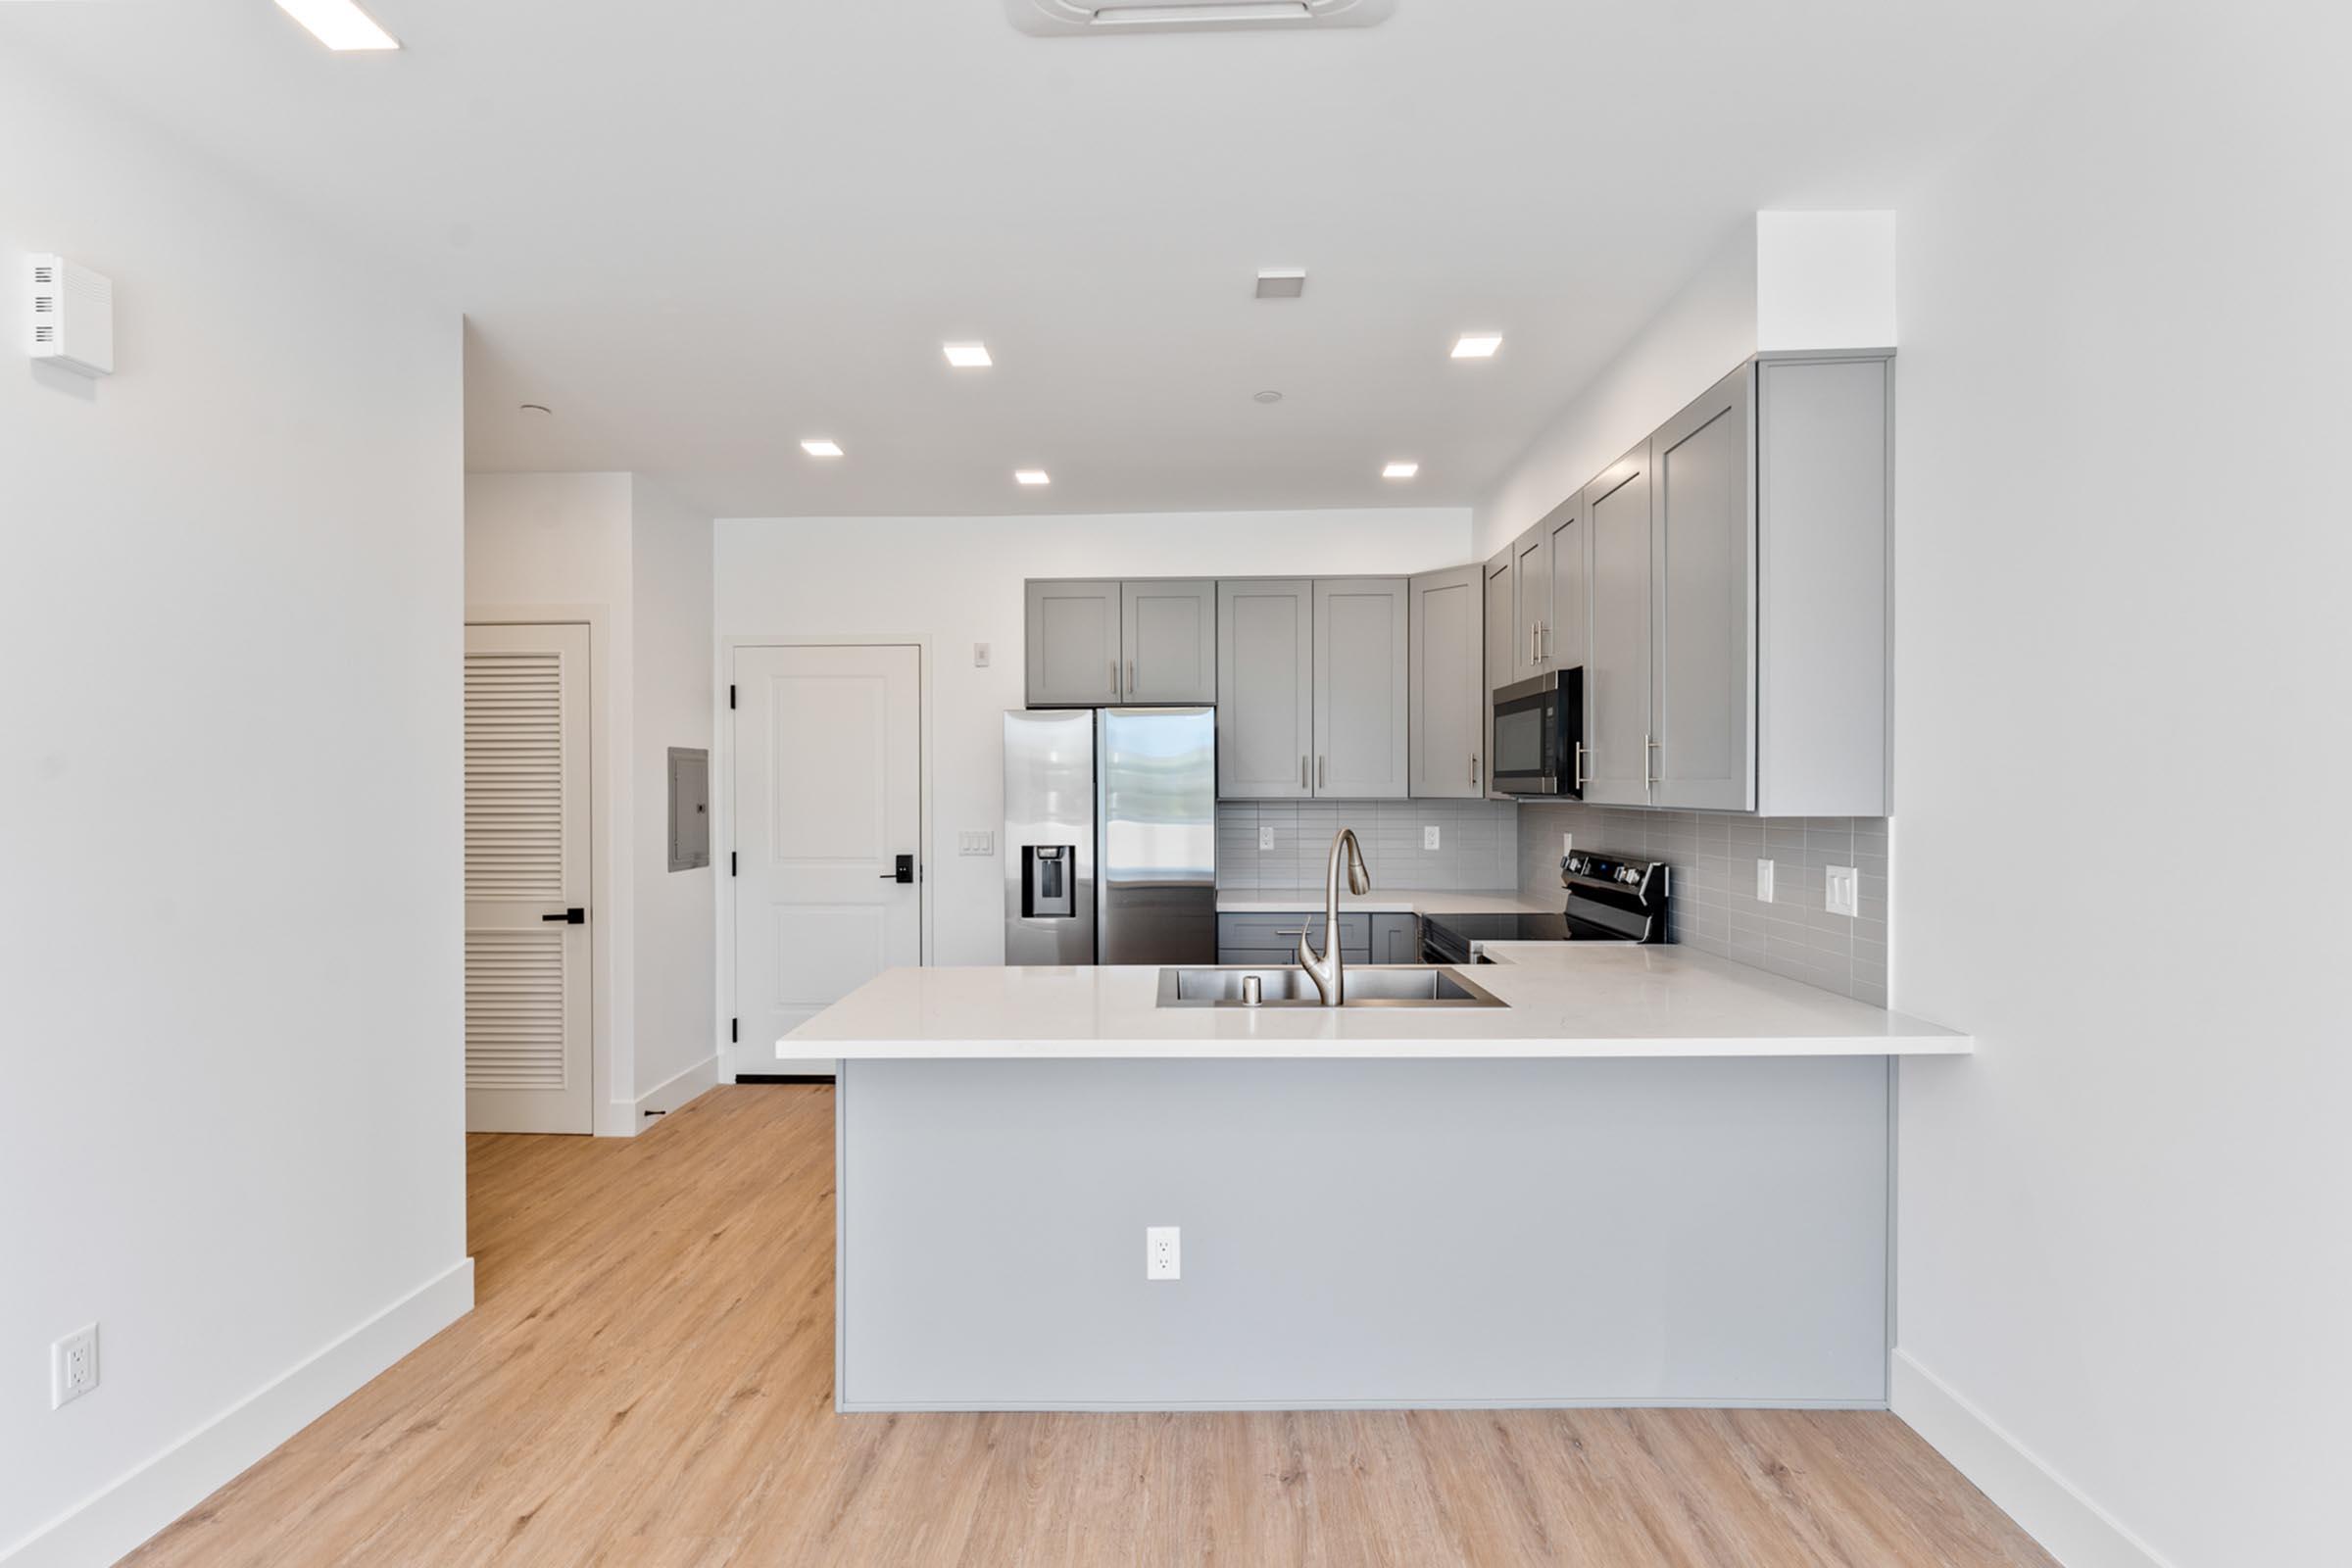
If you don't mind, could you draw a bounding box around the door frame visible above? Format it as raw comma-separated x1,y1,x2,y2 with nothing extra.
716,633,935,1083
464,604,608,1130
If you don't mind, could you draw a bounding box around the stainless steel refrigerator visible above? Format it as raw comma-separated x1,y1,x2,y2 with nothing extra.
1004,707,1215,965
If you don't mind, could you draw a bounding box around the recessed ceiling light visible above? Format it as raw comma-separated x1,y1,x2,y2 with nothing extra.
1451,333,1503,360
1014,468,1052,486
1254,270,1306,300
1253,390,1284,404
273,0,401,50
943,342,993,368
801,439,844,458
1382,462,1419,480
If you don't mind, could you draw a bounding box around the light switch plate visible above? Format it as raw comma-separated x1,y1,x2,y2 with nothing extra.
973,642,991,668
958,830,994,856
1755,858,1775,903
1423,825,1441,851
1561,832,1573,858
1146,1226,1180,1281
1826,865,1858,917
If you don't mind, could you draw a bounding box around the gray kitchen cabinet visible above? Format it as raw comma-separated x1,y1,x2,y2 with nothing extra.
1583,449,1653,806
1649,364,1756,810
1510,524,1551,682
1483,550,1513,800
1407,565,1485,799
1217,579,1314,800
1544,492,1588,678
1025,579,1123,706
1371,912,1419,963
1120,579,1216,704
1312,577,1410,800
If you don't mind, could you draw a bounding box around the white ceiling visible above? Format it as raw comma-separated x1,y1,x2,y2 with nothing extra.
4,0,2132,516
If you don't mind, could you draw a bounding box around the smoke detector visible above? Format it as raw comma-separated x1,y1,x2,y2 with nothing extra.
25,255,114,377
1007,0,1395,36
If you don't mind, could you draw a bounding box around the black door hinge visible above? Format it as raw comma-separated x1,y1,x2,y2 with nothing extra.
730,1017,739,1043
728,684,736,710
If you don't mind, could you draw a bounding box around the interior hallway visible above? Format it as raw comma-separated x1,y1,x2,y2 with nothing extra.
122,1087,2052,1566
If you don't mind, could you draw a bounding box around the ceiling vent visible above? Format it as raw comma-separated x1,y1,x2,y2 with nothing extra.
1006,0,1395,36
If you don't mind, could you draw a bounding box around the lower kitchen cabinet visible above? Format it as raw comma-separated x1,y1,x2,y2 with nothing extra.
1372,912,1419,962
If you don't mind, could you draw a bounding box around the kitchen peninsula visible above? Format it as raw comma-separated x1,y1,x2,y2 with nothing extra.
789,947,1965,1412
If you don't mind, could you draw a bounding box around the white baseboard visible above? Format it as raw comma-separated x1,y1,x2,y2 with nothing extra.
623,1053,719,1133
1891,1348,2178,1568
2,1258,474,1568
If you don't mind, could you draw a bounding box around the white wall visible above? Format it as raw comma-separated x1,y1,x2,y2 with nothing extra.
466,471,716,1131
628,478,716,1112
1473,219,1758,561
1889,4,2351,1564
0,51,467,1568
715,508,1473,1033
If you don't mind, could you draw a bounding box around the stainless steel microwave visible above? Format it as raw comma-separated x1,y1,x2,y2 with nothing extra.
1490,669,1584,797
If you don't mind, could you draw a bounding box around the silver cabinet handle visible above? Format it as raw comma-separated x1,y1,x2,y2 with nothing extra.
1127,659,1137,693
1111,659,1121,700
1274,928,1307,938
1644,734,1658,790
1299,755,1308,790
1316,756,1326,789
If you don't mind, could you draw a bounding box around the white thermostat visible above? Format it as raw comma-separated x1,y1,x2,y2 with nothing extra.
27,254,115,376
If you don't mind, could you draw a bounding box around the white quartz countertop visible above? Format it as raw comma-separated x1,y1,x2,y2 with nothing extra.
1215,887,1553,915
782,945,1969,1060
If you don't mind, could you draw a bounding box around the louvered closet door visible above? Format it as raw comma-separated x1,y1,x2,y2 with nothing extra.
464,622,592,1133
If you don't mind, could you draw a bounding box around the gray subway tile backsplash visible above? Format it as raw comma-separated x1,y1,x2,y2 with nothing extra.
1215,800,1520,892
1515,802,1889,1003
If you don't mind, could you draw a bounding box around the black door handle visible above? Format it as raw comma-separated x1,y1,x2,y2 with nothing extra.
878,854,913,884
541,908,585,924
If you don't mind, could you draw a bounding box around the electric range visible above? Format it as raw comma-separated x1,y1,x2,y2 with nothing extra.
1421,851,1670,964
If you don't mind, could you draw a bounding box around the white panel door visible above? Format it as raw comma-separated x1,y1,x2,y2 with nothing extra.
464,622,592,1134
735,644,921,1074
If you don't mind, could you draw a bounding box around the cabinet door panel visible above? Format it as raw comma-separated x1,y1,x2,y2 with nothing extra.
1546,501,1588,677
1217,580,1313,800
1511,525,1551,682
1409,565,1484,799
1651,366,1756,810
1584,449,1652,805
1025,580,1122,705
1121,579,1216,704
1313,577,1409,800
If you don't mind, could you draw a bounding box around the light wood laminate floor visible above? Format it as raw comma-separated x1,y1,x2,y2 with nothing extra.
125,1085,2052,1567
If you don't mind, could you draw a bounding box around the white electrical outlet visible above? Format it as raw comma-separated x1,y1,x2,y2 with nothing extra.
973,642,991,668
1423,824,1441,851
52,1324,98,1409
1826,865,1859,917
1146,1225,1181,1281
1755,858,1775,903
1258,826,1275,852
1561,832,1573,858
958,830,994,857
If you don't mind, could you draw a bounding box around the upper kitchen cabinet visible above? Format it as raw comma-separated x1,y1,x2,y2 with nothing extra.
1483,550,1513,697
1024,579,1123,705
1120,579,1216,704
1407,565,1485,799
1217,579,1314,800
1558,351,1893,816
1583,449,1653,807
1649,364,1755,810
1544,493,1588,683
1508,523,1551,683
1313,578,1410,799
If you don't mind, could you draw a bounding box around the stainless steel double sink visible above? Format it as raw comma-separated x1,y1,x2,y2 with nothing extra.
1155,964,1507,1008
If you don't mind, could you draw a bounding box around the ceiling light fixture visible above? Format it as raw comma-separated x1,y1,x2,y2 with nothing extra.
1014,468,1052,486
1450,333,1503,360
801,439,844,458
1253,390,1284,404
1254,270,1306,300
1382,462,1419,479
943,342,993,368
273,0,401,51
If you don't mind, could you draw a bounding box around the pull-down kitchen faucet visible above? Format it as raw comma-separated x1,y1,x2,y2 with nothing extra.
1298,827,1370,1005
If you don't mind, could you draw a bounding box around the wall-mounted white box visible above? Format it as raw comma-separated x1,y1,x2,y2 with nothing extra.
26,254,114,376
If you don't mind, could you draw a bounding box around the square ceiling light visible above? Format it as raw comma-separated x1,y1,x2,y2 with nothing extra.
273,0,401,50
801,439,844,458
943,342,993,368
1451,333,1503,359
1014,468,1052,486
1382,462,1419,480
